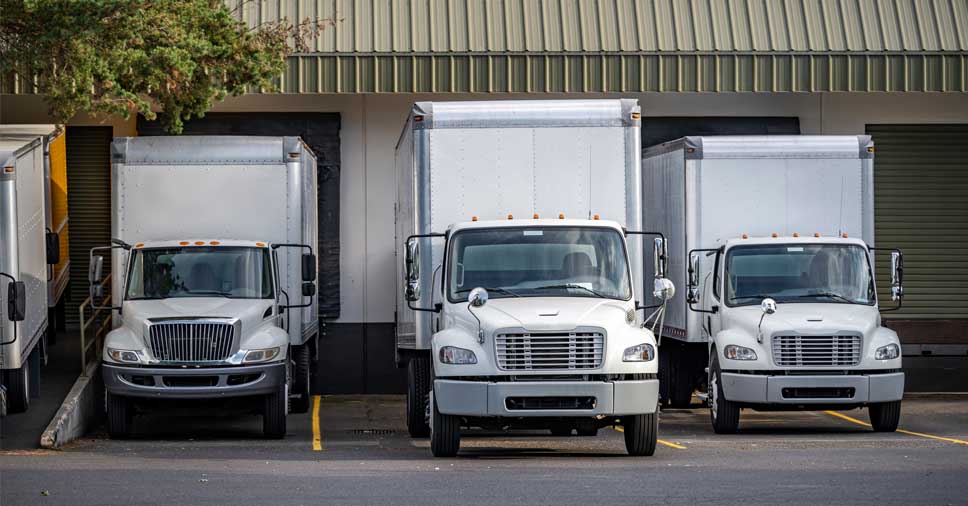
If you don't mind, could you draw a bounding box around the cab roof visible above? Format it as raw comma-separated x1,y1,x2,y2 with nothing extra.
448,218,625,234
723,235,868,249
134,239,270,249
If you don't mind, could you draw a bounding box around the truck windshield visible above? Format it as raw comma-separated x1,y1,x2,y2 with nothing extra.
448,227,631,302
125,247,273,300
725,244,875,306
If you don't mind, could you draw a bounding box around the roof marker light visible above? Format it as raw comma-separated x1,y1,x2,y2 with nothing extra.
631,112,641,120
179,241,189,246
135,243,144,248
507,214,513,220
533,213,539,219
210,241,220,245
593,214,600,220
3,166,13,174
414,115,424,122
471,216,478,222
256,242,266,247
842,233,849,238
772,233,778,238
793,233,799,238
194,241,205,246
814,233,821,237
558,213,565,219
742,234,749,239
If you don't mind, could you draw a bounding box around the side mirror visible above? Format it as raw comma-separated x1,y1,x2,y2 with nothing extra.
761,298,777,315
653,278,675,301
7,281,26,322
686,252,700,304
653,237,668,279
302,253,317,282
890,251,904,302
468,287,488,308
46,232,60,265
88,255,104,301
302,282,316,297
405,238,420,281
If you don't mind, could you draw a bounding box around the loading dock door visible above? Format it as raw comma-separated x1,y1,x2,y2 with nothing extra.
867,124,968,345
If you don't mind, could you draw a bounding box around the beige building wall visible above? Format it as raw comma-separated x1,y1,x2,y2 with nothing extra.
4,92,968,323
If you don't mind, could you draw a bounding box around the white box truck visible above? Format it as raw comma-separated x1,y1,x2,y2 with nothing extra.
1,136,60,414
91,136,319,438
395,100,674,456
642,136,905,433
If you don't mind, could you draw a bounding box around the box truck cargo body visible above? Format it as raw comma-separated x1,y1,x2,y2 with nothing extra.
642,136,905,432
396,100,673,456
95,136,319,438
0,136,59,414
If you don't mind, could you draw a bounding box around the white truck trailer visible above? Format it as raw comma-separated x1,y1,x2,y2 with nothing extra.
1,136,60,414
91,136,319,438
642,135,905,433
395,100,674,456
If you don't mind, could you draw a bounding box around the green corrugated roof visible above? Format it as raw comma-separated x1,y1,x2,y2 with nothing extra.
7,0,968,94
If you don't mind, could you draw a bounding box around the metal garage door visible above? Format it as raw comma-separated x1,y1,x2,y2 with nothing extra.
868,124,968,344
65,126,113,327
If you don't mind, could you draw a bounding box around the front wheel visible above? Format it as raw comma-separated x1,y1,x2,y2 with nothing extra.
429,393,461,457
869,401,901,432
623,412,658,456
406,356,431,438
263,381,288,439
709,353,740,434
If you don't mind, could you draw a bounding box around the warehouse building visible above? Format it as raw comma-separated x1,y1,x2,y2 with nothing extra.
2,0,967,393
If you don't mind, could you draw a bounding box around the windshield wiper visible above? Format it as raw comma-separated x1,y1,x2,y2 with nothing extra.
799,292,855,304
730,294,776,302
533,284,609,299
454,286,521,298
181,290,233,298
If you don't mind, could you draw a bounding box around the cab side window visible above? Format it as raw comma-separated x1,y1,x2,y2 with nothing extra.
712,249,722,300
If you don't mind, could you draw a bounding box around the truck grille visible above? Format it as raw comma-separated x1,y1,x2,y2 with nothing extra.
772,334,862,367
495,331,605,370
148,321,235,362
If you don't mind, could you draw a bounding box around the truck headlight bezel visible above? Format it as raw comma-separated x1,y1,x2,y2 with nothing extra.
243,347,282,364
724,344,758,361
622,343,655,362
439,346,478,365
106,348,145,364
875,343,900,360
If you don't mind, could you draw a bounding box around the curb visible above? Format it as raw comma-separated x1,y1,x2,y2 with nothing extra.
40,361,100,449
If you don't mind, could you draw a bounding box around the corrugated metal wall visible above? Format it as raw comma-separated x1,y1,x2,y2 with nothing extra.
64,127,113,327
869,124,968,322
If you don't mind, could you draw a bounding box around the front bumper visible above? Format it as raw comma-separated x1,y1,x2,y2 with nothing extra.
721,371,904,405
103,362,285,399
434,379,659,417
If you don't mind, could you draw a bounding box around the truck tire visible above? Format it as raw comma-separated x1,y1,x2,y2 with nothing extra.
106,392,132,439
709,353,740,434
869,401,901,432
290,343,312,414
623,411,657,456
263,382,288,439
430,393,460,457
4,362,30,414
406,356,431,438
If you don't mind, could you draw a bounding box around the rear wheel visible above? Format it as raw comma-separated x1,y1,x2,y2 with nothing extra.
4,361,30,413
290,343,312,414
406,356,431,437
106,392,132,439
709,353,740,434
429,393,461,457
263,379,288,439
623,412,658,456
869,401,901,432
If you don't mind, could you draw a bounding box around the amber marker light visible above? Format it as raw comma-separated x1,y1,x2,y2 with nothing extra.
533,213,540,219
772,233,779,238
179,241,190,246
558,213,565,219
507,214,513,220
194,241,205,246
814,233,821,237
842,233,849,238
210,241,220,245
471,216,478,222
3,166,13,173
793,233,799,238
742,234,749,239
593,215,600,220
135,243,144,248
256,242,266,247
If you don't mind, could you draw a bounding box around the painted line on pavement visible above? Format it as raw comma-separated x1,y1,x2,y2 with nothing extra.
312,395,323,451
824,410,968,446
612,426,687,449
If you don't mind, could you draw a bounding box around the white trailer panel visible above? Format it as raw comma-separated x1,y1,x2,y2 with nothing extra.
396,99,642,352
642,135,875,342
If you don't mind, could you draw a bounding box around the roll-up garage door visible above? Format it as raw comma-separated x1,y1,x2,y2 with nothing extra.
868,124,968,344
65,126,113,327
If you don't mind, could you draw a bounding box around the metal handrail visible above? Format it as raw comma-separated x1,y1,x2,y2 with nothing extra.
79,274,113,375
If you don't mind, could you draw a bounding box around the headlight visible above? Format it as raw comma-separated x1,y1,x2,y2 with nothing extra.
243,347,282,364
724,344,757,361
439,346,477,365
623,343,655,362
875,343,900,360
107,348,144,364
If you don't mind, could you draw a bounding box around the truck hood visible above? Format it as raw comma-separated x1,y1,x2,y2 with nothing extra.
725,303,881,338
475,297,633,333
120,297,275,336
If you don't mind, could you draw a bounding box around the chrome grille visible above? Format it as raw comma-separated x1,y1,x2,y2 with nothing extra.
772,334,862,367
148,321,235,362
495,331,605,370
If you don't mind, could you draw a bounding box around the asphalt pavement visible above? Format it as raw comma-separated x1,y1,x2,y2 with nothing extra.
1,396,967,506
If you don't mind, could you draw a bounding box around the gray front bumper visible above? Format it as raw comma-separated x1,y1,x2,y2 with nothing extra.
721,371,905,404
103,362,285,399
434,379,659,417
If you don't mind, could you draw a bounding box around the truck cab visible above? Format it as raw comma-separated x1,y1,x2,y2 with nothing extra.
95,239,316,438
406,218,673,456
687,235,905,433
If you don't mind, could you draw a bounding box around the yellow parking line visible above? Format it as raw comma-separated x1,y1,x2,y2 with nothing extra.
824,410,968,446
311,395,323,451
612,426,687,449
